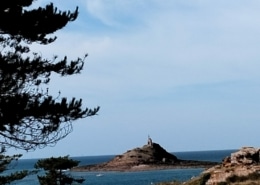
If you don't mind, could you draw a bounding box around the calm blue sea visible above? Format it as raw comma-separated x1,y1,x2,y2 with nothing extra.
7,149,237,185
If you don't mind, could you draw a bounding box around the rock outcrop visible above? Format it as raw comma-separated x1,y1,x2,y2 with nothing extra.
73,139,218,172
105,142,178,168
230,147,260,165
202,147,260,185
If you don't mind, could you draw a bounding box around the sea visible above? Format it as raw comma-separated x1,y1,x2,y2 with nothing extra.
6,149,237,185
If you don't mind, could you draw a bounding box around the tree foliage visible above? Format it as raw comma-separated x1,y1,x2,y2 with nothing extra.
35,156,84,185
0,148,28,184
0,0,99,151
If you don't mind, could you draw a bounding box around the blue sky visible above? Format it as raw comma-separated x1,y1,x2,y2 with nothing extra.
9,0,260,159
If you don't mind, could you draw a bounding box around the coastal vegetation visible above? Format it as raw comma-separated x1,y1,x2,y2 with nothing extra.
0,0,99,151
218,172,260,185
35,156,84,185
0,148,28,184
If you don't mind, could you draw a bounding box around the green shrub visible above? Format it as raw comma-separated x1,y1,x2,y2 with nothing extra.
247,172,260,180
227,172,260,183
226,172,260,184
217,182,228,185
156,180,182,185
199,173,211,185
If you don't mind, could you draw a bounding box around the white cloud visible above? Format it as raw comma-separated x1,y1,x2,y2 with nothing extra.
38,0,260,98
84,0,136,27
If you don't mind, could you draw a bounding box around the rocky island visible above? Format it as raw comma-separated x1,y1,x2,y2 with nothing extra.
73,137,218,172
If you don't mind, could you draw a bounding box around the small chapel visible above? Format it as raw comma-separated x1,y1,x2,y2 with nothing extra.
147,135,153,146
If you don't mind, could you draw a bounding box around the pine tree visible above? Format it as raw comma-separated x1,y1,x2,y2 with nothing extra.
35,156,84,185
0,1,99,151
0,148,28,184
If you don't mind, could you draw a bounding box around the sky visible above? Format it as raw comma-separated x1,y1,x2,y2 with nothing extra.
8,0,260,159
